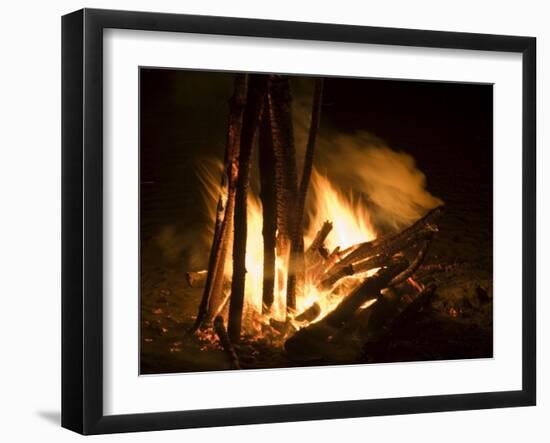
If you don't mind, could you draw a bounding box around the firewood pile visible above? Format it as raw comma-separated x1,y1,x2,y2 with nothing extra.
185,73,447,368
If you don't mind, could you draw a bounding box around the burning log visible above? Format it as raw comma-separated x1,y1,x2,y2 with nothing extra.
320,221,438,290
321,260,408,329
185,270,208,288
317,249,403,291
294,302,321,323
326,247,341,265
305,221,333,264
284,261,408,360
316,251,396,291
319,227,435,292
214,316,241,370
267,75,299,311
317,263,354,290
337,205,444,269
297,79,324,212
308,245,339,283
228,75,269,342
259,101,277,313
190,74,248,333
388,237,433,288
269,318,298,337
267,75,298,256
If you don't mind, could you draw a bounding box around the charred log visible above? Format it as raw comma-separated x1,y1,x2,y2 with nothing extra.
337,205,444,269
190,74,248,333
228,75,268,342
388,236,433,288
267,75,299,310
307,245,339,283
321,260,409,329
305,221,333,264
320,234,433,294
259,101,277,313
267,75,298,255
269,318,298,337
284,261,408,361
326,247,341,265
294,302,321,323
317,263,355,290
320,223,437,289
287,79,324,310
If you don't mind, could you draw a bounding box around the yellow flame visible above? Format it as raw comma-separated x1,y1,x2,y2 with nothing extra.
198,163,379,335
307,170,376,251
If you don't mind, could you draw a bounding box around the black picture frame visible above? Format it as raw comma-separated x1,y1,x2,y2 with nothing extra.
62,8,536,435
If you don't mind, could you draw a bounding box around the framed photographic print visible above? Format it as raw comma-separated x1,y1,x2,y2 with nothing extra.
62,8,536,435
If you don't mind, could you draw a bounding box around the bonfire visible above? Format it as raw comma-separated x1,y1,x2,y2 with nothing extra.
184,73,447,368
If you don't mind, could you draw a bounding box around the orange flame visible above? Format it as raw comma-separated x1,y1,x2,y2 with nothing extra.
199,161,379,336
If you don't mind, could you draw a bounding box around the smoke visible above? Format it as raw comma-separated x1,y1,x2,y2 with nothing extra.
155,224,201,267
291,79,442,232
153,159,224,269
317,132,443,230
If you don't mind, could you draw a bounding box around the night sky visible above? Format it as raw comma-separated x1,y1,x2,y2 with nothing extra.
140,69,492,187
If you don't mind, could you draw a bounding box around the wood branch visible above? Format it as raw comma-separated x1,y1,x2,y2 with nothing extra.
269,318,298,337
319,225,435,290
316,253,395,290
259,101,277,313
307,245,339,283
338,243,362,259
206,75,251,320
305,221,333,264
298,79,324,208
284,261,408,359
337,205,444,269
268,75,298,254
190,74,248,333
287,79,324,312
228,75,268,342
317,263,354,290
388,236,433,287
326,246,341,264
214,316,241,370
294,302,321,323
321,260,409,328
185,270,208,288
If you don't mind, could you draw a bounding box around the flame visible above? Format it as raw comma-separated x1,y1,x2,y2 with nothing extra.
199,161,379,336
307,170,376,251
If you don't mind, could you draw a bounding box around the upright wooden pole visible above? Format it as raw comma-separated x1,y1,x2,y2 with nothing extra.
190,74,248,333
228,75,268,342
267,75,299,311
286,79,324,314
258,102,277,313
